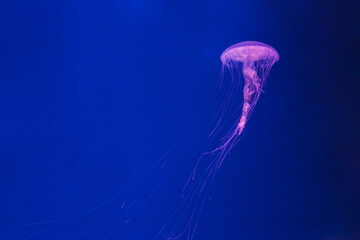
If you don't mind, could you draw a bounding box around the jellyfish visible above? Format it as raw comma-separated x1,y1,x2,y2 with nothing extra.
157,41,280,239
17,41,279,240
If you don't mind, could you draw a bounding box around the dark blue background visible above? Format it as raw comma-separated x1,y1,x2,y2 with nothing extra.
1,0,359,239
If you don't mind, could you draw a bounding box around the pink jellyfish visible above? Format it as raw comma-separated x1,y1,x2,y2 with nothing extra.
20,41,279,240
159,41,280,239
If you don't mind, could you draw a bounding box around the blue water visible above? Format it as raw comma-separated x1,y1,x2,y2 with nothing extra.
1,0,359,239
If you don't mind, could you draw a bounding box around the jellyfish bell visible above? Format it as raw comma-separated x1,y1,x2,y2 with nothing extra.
220,41,280,66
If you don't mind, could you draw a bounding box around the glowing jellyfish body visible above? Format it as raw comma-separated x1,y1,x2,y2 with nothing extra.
222,41,279,133
209,41,280,158
20,41,279,240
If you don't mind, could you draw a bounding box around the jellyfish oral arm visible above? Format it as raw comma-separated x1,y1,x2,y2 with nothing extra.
237,65,260,135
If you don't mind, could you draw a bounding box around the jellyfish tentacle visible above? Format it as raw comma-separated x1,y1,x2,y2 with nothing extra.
17,41,279,240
